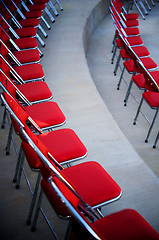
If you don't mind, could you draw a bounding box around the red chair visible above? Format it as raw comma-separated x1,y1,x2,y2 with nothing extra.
116,36,158,91
45,174,158,240
0,2,45,47
0,14,43,56
0,28,40,65
30,157,158,240
133,90,159,143
17,125,121,234
1,51,45,83
0,58,52,104
1,92,87,226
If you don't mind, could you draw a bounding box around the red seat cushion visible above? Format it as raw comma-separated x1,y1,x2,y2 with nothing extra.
14,38,38,50
141,58,158,71
132,46,150,57
23,10,42,19
132,73,159,92
17,81,52,103
143,91,159,108
13,63,44,81
19,18,39,28
124,27,140,36
25,101,66,129
13,49,40,64
126,36,143,46
92,209,159,240
15,27,36,38
62,161,121,207
37,129,87,163
124,13,138,20
124,19,139,27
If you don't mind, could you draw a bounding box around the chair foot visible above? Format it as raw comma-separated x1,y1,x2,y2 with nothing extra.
145,139,148,143
153,145,156,149
26,220,31,226
16,184,19,189
45,35,48,38
117,86,119,90
111,61,113,64
124,103,127,106
1,125,5,129
133,122,136,125
113,72,116,76
31,227,36,232
6,151,10,155
13,178,17,183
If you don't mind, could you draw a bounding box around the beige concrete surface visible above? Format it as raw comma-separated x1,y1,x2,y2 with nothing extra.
0,0,159,239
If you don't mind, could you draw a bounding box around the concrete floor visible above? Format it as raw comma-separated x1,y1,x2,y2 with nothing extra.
0,0,159,239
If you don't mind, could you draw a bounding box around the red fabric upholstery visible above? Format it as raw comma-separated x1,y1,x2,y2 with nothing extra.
41,178,70,217
23,10,42,19
120,49,130,59
126,36,143,46
124,19,139,27
124,58,157,74
28,4,46,11
13,63,44,81
124,59,138,73
116,38,124,48
21,141,41,169
124,27,140,36
62,161,121,207
37,129,87,163
133,71,159,91
143,91,159,108
18,18,39,28
25,101,66,129
91,209,159,240
17,81,52,102
141,58,158,71
15,27,36,38
14,38,38,50
124,13,138,20
132,46,150,57
13,49,40,64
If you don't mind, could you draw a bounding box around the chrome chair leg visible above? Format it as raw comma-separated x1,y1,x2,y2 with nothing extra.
44,7,55,23
124,77,134,106
38,24,48,38
117,66,125,90
153,131,159,148
145,108,158,143
31,189,44,232
13,147,23,183
1,106,7,129
6,122,14,155
56,0,63,11
48,0,59,16
133,96,144,125
26,171,41,225
36,33,45,47
114,53,121,76
15,152,25,189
